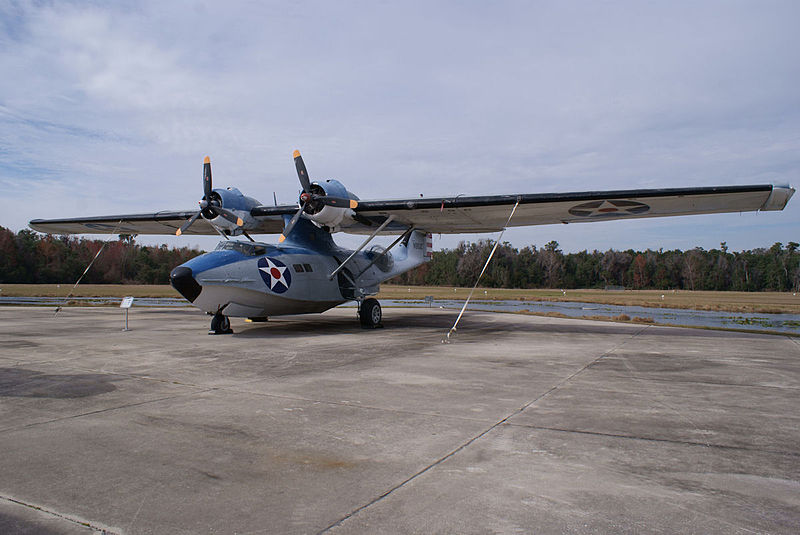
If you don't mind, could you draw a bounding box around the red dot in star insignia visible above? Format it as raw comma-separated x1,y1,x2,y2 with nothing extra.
271,268,281,278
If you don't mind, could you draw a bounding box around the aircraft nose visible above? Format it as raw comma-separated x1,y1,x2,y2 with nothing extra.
170,266,202,303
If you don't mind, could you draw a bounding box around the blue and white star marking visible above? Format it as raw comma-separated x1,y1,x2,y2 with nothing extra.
258,257,292,293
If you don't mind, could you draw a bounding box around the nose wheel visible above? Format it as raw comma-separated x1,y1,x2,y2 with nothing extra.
209,311,233,335
359,298,383,329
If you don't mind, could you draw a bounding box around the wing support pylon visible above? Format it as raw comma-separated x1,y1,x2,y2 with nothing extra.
329,216,396,280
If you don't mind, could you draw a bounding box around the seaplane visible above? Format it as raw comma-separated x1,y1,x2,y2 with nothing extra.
30,150,794,333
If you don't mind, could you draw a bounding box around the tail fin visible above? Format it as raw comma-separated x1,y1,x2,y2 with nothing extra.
425,232,433,260
378,230,431,283
396,230,430,263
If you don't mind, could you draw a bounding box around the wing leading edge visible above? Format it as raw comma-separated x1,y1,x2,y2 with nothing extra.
29,210,289,236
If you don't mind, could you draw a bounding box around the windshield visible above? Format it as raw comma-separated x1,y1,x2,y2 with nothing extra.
215,241,268,256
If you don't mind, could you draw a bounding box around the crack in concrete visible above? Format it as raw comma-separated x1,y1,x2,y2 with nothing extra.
590,375,800,391
0,388,216,434
217,386,500,423
0,493,120,534
316,326,651,533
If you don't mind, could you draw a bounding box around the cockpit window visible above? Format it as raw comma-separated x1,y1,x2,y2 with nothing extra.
215,241,267,256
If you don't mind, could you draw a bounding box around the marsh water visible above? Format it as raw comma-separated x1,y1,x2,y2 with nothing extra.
2,296,798,335
382,298,800,335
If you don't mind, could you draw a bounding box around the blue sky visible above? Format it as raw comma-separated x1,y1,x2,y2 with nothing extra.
1,0,798,252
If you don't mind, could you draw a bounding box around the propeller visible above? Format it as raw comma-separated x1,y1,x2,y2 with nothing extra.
176,156,244,236
279,150,358,242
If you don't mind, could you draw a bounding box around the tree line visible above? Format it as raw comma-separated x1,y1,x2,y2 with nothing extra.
395,239,800,292
0,227,203,284
1,226,798,291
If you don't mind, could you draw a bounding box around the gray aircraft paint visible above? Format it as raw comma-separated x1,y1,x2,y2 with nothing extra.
179,218,430,318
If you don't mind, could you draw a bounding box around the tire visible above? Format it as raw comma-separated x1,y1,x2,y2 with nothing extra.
359,298,382,327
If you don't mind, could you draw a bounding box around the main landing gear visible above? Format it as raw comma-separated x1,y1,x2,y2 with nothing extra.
209,311,233,335
359,298,383,329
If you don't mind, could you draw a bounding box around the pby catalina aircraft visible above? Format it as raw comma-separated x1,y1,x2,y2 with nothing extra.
30,151,795,334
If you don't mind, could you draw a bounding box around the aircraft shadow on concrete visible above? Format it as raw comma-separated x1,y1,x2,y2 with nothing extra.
230,310,730,339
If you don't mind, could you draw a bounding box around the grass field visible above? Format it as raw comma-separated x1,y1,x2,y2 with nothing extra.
0,284,181,299
2,283,798,314
378,285,800,314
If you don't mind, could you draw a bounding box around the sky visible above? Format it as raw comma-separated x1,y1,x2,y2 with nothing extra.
1,0,798,253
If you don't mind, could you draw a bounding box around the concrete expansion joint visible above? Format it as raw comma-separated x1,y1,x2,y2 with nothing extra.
502,423,800,457
217,386,497,423
0,494,120,534
1,388,217,434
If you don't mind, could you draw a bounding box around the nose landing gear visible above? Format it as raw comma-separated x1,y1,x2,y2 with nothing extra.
358,298,383,329
209,310,233,335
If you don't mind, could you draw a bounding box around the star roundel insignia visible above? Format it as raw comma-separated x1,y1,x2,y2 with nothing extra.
257,257,292,293
568,199,650,218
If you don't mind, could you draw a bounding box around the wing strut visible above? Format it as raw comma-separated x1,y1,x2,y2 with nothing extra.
355,227,415,278
329,216,395,280
444,199,520,343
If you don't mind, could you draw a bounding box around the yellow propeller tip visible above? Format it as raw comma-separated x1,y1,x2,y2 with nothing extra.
292,149,300,159
236,218,244,226
203,156,210,164
349,200,358,209
279,235,286,243
175,229,182,236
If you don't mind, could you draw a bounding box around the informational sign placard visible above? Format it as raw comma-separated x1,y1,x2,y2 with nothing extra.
120,296,134,331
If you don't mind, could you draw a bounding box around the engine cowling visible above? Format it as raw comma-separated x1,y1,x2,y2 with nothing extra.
302,179,359,230
206,187,260,234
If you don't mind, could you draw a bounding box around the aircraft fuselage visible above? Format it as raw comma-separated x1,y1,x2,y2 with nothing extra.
169,219,431,319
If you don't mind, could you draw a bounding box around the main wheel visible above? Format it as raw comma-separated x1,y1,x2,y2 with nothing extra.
359,298,382,328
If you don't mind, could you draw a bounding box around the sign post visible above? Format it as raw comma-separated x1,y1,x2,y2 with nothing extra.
120,296,134,331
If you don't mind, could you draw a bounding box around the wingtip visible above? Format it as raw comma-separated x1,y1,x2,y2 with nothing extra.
292,149,300,159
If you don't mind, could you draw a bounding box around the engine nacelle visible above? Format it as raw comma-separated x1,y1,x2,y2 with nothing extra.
205,187,261,234
303,179,359,231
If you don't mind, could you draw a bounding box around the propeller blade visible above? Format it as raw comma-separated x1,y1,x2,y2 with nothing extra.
203,156,212,198
215,206,244,227
279,203,306,243
318,196,358,209
293,149,312,194
176,211,201,236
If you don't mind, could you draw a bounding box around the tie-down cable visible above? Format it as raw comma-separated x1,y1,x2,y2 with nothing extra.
443,199,520,343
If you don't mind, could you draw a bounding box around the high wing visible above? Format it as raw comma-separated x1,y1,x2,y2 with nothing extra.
29,184,794,237
29,210,287,236
340,184,795,234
